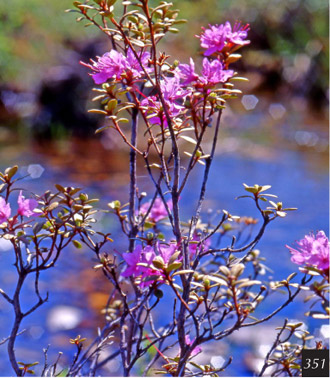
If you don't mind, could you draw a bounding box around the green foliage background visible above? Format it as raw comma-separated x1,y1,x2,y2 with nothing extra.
0,0,328,90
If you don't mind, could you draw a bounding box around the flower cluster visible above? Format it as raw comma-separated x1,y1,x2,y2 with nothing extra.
138,197,173,223
286,231,329,271
121,242,180,288
0,191,38,224
176,57,234,87
141,76,190,127
84,21,250,130
82,48,150,85
198,21,250,56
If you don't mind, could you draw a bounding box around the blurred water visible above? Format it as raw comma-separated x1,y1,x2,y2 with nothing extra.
0,140,328,376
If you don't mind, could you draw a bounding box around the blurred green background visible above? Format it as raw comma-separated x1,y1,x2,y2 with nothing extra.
0,0,328,166
0,0,328,111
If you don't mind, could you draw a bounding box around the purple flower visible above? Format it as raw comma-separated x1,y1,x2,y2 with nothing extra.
286,231,329,271
82,48,151,85
199,23,229,56
176,57,233,87
121,242,180,288
0,198,11,223
126,48,151,78
121,245,144,277
141,77,189,127
17,191,38,218
83,50,127,84
176,58,199,85
189,232,211,258
185,335,202,357
139,247,159,288
226,21,250,46
139,198,173,223
198,21,250,56
200,58,234,84
158,243,178,264
160,77,190,120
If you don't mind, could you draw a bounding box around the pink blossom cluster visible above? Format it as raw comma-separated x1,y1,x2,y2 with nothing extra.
198,21,250,56
286,231,329,271
0,191,38,224
121,234,210,288
141,77,190,127
121,242,179,288
138,197,173,223
83,48,151,85
84,21,249,128
176,57,234,87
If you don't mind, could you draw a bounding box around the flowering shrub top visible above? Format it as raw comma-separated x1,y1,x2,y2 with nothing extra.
0,190,38,223
83,48,151,84
199,22,250,56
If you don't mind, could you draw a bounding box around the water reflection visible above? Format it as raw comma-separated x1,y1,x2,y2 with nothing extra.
0,107,328,376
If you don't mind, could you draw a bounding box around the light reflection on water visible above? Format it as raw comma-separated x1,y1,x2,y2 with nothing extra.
0,132,328,376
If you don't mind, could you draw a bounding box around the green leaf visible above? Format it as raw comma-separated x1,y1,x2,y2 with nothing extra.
95,125,110,134
179,135,197,145
72,240,82,249
208,276,227,286
106,99,118,112
172,269,194,277
47,202,59,212
166,262,182,273
152,256,165,269
55,184,65,193
5,165,18,179
168,251,181,265
56,368,69,377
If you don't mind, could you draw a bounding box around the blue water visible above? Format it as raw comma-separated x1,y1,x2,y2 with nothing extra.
0,144,328,376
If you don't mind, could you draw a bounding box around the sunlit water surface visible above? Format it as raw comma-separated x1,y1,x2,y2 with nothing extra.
0,113,328,376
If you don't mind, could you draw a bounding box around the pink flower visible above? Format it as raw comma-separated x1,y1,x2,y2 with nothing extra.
161,77,190,103
189,232,211,258
126,48,151,78
82,48,151,85
198,21,250,56
200,58,234,84
139,198,173,223
17,191,38,217
176,58,199,85
199,23,229,56
0,198,11,223
158,243,178,264
84,50,127,84
226,21,250,46
176,58,234,87
121,245,144,277
185,335,202,357
141,77,189,127
286,231,329,271
121,242,180,288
